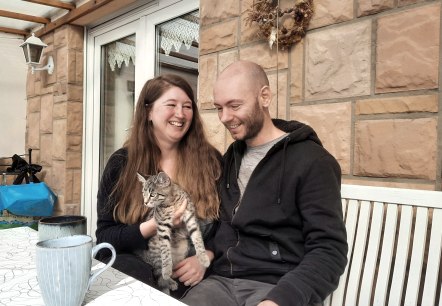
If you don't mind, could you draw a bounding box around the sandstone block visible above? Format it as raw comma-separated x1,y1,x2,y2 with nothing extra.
290,102,351,174
56,47,68,80
240,0,261,44
200,20,238,54
67,25,84,51
39,134,52,167
305,21,371,100
64,169,73,203
199,54,217,107
201,0,239,26
28,97,41,113
66,151,81,169
219,50,239,73
356,95,438,115
54,27,68,49
376,4,440,93
67,84,83,102
342,178,435,190
268,71,287,119
40,95,53,133
398,0,425,6
67,135,82,152
73,170,81,203
27,112,40,149
67,102,83,134
51,160,66,194
290,40,304,103
201,112,226,153
53,119,67,160
240,42,288,70
354,118,437,179
53,102,67,119
358,0,394,17
309,0,353,29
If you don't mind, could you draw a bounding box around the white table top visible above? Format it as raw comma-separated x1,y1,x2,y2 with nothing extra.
0,227,187,306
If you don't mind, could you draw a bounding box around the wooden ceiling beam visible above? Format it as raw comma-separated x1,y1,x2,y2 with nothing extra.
0,9,50,24
0,26,28,36
34,0,115,37
22,0,75,10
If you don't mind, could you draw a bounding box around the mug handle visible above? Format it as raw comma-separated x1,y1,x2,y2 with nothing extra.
87,242,116,289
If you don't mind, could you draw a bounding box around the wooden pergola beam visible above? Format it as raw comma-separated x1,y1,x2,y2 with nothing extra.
22,0,75,10
0,9,50,24
34,0,115,37
0,26,28,36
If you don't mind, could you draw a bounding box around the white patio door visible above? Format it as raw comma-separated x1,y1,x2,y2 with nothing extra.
83,0,199,237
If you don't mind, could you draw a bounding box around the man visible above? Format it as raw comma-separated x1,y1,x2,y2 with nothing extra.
181,60,348,306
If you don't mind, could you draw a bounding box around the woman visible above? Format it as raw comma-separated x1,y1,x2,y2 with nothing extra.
95,74,221,296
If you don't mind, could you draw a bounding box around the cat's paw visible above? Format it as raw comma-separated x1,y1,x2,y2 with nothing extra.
169,279,178,291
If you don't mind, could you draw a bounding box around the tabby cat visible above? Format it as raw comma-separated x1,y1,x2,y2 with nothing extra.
135,172,210,294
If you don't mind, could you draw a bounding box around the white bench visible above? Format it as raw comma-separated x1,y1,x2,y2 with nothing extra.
325,184,442,306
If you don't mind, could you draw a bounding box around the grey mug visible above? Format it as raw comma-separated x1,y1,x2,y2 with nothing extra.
36,235,116,306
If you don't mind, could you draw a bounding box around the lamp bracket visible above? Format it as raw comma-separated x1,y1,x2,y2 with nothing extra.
31,56,54,75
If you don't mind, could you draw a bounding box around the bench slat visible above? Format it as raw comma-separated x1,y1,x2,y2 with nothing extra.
404,207,428,306
388,206,413,306
331,199,359,306
345,200,371,305
324,199,349,306
373,204,398,306
358,201,384,306
421,209,442,306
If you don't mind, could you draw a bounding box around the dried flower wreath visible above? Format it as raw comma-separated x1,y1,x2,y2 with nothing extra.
246,0,314,50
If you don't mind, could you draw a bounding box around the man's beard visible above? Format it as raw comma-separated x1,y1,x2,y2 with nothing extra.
239,98,265,142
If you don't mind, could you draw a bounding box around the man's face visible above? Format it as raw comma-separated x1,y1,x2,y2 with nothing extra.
213,75,265,143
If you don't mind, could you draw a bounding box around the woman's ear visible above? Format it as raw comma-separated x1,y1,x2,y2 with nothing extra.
259,85,272,108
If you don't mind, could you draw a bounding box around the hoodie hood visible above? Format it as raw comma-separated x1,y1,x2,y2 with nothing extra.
272,118,322,147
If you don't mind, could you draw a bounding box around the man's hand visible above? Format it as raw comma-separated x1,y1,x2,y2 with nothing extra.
257,301,279,306
172,254,206,287
172,199,187,228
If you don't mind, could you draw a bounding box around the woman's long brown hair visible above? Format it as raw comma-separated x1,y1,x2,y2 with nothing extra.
112,74,221,224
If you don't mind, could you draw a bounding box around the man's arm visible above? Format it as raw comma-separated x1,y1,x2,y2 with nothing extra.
265,154,348,306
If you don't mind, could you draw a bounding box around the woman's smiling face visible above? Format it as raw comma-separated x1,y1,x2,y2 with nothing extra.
149,86,193,148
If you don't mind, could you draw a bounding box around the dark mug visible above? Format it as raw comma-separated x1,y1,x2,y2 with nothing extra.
38,215,87,241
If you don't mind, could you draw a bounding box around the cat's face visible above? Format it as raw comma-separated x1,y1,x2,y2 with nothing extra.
137,172,171,208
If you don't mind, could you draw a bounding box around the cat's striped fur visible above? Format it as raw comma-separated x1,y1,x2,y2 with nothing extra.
136,172,210,294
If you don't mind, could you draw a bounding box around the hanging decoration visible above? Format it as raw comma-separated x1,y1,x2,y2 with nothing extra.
159,11,199,56
246,0,314,50
107,41,136,71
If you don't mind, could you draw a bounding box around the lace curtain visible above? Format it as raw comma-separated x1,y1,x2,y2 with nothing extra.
159,11,199,56
107,41,135,72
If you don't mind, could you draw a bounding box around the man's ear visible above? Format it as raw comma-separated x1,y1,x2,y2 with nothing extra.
259,85,272,108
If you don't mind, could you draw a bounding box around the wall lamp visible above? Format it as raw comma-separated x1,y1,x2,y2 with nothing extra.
19,33,54,75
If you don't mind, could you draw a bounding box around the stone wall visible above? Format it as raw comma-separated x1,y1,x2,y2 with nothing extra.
198,0,441,190
25,25,84,214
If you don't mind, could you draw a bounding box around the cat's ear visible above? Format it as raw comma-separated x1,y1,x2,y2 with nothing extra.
137,172,146,183
157,172,171,186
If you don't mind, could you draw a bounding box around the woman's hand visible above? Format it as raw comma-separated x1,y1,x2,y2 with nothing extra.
172,199,187,228
172,250,212,287
139,218,157,238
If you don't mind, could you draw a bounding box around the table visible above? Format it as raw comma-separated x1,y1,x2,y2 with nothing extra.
0,227,187,306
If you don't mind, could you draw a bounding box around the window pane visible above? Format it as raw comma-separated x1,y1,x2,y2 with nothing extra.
100,34,136,173
155,10,199,95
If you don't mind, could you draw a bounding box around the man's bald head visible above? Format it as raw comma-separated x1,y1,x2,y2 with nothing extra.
217,60,269,95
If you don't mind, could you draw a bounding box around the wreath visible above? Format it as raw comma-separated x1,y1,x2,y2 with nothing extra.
246,0,314,50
